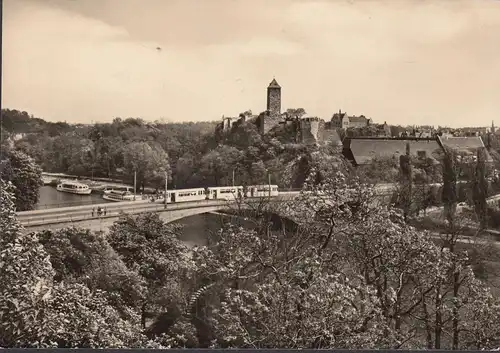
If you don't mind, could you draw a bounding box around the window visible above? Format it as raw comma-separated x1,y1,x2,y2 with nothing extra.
179,191,197,197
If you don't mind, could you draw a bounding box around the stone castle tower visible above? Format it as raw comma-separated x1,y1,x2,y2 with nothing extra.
267,78,281,116
259,78,283,134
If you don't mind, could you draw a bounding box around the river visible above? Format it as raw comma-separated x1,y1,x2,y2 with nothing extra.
36,185,113,210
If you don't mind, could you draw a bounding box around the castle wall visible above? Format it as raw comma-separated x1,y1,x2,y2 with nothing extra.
322,128,342,148
260,112,283,134
222,117,235,131
299,117,323,145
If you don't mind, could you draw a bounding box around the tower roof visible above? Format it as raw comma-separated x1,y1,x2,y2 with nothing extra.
268,78,281,89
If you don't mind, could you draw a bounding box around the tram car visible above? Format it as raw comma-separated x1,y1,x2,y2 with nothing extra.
161,185,280,204
207,186,244,201
245,184,279,198
166,188,206,203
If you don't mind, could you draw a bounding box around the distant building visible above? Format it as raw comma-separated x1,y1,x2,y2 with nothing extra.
330,110,372,129
343,135,492,166
438,135,493,163
344,137,442,166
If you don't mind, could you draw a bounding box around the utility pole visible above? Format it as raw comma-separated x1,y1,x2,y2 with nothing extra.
164,170,168,207
232,169,235,187
268,172,271,198
133,170,137,201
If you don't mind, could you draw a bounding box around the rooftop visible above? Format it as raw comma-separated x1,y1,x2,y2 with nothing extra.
438,135,485,150
348,138,442,165
268,78,281,89
438,135,492,161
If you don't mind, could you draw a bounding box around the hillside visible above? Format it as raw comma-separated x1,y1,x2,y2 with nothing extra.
1,109,345,190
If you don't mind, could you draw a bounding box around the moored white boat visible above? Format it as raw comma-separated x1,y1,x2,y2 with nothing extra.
103,185,131,194
102,189,136,202
56,181,92,195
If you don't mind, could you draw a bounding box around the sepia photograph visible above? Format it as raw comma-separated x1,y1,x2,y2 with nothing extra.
1,0,500,350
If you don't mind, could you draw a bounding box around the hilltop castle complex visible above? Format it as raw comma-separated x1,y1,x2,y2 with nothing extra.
217,78,492,167
219,78,388,146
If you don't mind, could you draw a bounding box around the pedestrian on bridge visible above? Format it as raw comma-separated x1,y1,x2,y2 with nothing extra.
104,207,107,216
92,207,95,217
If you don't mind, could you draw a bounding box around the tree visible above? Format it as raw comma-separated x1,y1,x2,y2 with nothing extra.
199,145,242,186
186,174,391,348
441,147,458,226
249,160,267,184
37,228,146,311
0,148,43,211
398,142,413,221
472,148,489,229
281,170,500,349
106,213,194,338
122,142,171,191
189,218,393,348
208,253,391,348
174,152,203,188
434,146,497,350
0,180,152,348
356,156,399,184
286,108,306,119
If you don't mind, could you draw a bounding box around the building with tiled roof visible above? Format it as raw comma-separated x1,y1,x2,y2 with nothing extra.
343,135,493,166
330,110,372,129
344,137,443,166
438,135,492,162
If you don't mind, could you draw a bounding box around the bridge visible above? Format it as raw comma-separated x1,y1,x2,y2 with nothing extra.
17,192,302,233
17,185,397,232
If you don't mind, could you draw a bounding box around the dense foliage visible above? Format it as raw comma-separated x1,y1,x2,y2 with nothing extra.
2,154,500,348
0,180,159,348
0,147,43,211
2,109,348,190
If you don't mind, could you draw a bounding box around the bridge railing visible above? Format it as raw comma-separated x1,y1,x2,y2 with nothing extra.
34,195,153,210
35,200,114,210
19,200,224,227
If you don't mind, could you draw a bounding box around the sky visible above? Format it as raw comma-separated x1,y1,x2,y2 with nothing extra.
2,0,500,127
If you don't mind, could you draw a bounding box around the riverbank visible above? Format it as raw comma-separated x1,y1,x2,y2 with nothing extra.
42,172,127,184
